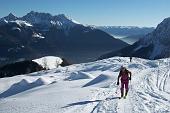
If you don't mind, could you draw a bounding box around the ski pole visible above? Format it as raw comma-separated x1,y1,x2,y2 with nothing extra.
115,83,119,94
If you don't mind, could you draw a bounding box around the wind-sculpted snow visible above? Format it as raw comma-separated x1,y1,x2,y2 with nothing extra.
0,78,52,98
65,71,94,81
0,57,170,113
83,73,116,88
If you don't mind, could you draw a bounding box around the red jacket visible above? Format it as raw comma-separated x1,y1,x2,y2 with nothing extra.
118,69,131,82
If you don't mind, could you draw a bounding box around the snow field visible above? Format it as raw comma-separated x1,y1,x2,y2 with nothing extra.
0,57,170,113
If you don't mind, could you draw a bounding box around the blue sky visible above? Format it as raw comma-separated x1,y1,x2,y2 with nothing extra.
0,0,170,27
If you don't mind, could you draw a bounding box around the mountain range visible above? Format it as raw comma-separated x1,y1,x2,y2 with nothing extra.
96,26,154,37
99,17,170,60
0,11,128,66
96,26,154,44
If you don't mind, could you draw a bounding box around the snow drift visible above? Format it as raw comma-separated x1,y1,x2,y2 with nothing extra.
0,78,51,98
65,71,94,81
83,72,116,88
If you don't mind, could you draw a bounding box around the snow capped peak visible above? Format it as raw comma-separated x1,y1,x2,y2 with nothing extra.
26,11,52,17
155,17,170,34
0,11,81,30
53,14,80,27
8,13,16,17
55,14,80,24
20,11,80,29
129,17,170,59
56,14,67,18
162,17,170,22
22,11,52,25
140,16,170,46
27,11,38,15
3,13,18,21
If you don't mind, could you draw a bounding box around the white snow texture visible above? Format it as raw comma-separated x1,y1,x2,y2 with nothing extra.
0,57,170,113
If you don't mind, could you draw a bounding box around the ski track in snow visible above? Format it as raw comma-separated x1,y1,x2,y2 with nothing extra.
0,57,170,113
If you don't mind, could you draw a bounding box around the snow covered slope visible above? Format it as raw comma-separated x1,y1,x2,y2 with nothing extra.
33,56,63,69
0,57,170,113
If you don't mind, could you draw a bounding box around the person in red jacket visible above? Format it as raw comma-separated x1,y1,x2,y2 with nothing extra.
117,66,132,99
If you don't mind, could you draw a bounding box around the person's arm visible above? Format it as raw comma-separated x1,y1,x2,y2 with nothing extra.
127,70,132,80
117,71,121,85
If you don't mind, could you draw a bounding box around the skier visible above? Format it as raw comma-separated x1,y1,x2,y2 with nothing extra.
117,66,132,99
130,57,132,62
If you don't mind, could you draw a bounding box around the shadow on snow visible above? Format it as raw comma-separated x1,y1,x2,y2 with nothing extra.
62,97,119,108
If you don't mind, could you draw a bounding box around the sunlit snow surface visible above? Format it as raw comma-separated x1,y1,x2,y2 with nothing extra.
10,20,33,27
0,57,170,113
33,56,63,69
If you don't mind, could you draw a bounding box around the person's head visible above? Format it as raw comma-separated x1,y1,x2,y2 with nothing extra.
121,66,126,72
